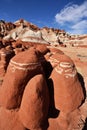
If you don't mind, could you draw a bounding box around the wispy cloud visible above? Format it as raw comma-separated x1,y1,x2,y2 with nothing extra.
55,1,87,34
70,20,87,34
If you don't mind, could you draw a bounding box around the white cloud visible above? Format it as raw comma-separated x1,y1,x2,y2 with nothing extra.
55,1,87,24
71,20,87,29
69,20,87,34
55,1,87,34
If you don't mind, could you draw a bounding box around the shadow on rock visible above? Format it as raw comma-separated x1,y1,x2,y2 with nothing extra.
47,78,60,118
77,73,86,104
82,118,87,130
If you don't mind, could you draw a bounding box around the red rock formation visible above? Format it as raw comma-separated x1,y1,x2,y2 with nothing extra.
14,19,40,31
2,39,15,47
50,53,84,113
0,19,86,130
0,48,44,109
0,48,15,77
36,44,50,55
12,41,22,49
47,52,66,68
48,47,64,55
0,45,85,130
19,74,49,130
0,20,15,37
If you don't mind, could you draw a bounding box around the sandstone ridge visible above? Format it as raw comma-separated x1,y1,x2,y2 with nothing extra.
0,19,87,47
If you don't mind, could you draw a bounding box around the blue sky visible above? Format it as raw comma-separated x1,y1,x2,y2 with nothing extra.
0,0,87,34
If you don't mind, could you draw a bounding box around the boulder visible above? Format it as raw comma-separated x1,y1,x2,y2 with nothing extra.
0,48,15,77
19,74,49,130
0,48,44,109
50,53,84,113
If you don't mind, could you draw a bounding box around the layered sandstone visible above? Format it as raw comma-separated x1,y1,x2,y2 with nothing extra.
0,20,15,38
1,19,87,47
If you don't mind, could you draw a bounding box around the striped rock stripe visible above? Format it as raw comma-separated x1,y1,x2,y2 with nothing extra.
55,62,76,78
9,60,42,72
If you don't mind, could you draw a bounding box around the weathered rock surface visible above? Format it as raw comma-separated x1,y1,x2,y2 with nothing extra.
0,19,87,130
0,48,15,77
1,19,87,47
50,53,84,113
0,48,44,109
0,45,86,130
19,74,49,129
0,20,15,38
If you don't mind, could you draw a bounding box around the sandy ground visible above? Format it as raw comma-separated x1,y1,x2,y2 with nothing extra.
58,46,87,62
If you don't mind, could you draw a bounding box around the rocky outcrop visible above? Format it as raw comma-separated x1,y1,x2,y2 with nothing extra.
50,53,84,113
41,27,68,45
4,26,48,44
0,20,16,38
3,19,48,44
14,19,40,31
19,74,49,130
0,19,87,130
1,19,68,46
0,48,15,77
0,48,44,109
64,34,87,47
1,19,87,47
0,45,86,130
